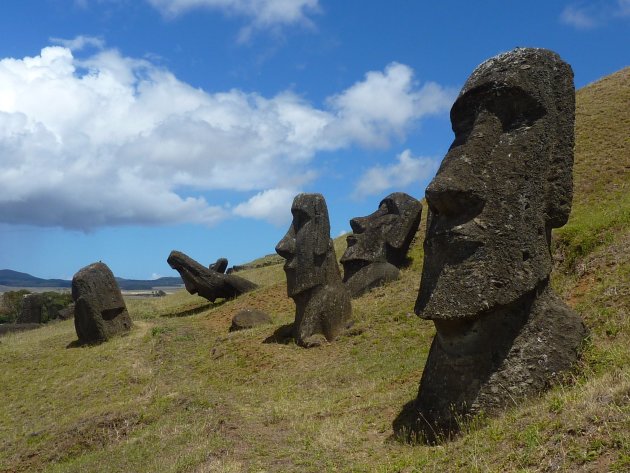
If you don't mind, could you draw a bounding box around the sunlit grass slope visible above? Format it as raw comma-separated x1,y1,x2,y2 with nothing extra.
1,68,628,473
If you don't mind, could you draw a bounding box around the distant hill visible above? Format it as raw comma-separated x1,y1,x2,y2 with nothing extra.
0,269,72,288
0,269,182,290
115,276,183,290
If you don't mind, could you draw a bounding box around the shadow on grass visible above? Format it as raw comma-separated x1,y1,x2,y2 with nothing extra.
161,301,219,318
391,399,448,445
262,323,294,344
66,328,133,349
66,339,104,349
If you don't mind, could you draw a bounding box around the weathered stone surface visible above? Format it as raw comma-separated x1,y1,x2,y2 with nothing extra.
412,48,586,440
72,262,132,343
341,192,421,297
167,251,257,302
230,309,273,332
16,293,44,324
209,258,228,274
276,193,352,347
344,262,401,299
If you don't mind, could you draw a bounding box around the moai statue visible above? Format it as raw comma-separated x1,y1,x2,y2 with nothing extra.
16,293,45,324
72,262,132,343
168,251,257,302
412,48,586,440
341,192,422,297
276,193,352,347
209,258,229,274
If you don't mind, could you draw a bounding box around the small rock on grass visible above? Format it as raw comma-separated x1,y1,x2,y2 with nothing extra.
230,309,273,332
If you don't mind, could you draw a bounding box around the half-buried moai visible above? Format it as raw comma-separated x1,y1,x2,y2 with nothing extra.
167,251,257,302
341,192,422,297
72,262,132,344
412,48,586,440
276,193,352,347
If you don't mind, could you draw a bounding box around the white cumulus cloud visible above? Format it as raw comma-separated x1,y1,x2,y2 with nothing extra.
560,5,598,28
0,42,452,230
147,0,319,40
233,187,298,225
560,0,630,29
353,149,439,199
50,35,105,51
326,63,456,148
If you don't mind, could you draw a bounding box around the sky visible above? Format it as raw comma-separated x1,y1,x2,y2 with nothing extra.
0,0,628,280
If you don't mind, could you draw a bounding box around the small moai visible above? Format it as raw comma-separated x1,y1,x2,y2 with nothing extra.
72,262,132,344
276,193,352,347
167,251,257,302
341,192,422,297
411,48,587,441
16,293,45,324
209,257,229,274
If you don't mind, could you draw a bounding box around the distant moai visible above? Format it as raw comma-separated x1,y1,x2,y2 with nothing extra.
411,48,586,440
341,192,422,297
167,251,257,302
209,258,229,274
16,293,45,324
72,262,132,343
276,193,352,347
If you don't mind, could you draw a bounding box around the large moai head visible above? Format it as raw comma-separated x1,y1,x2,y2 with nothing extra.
415,48,575,320
406,48,583,441
341,192,422,279
276,193,334,297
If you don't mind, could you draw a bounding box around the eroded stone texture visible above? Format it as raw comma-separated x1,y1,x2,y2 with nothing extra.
341,192,422,297
276,193,352,347
209,258,228,274
72,262,132,343
167,251,257,302
412,48,586,440
230,309,273,332
16,293,44,324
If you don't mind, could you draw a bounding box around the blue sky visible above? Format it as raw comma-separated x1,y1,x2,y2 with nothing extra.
0,0,628,280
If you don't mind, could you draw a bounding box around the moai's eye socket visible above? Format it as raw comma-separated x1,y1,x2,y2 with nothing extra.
380,198,400,215
489,87,546,132
450,85,546,146
291,208,311,232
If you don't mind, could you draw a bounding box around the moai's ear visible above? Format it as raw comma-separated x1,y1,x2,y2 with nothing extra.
312,194,331,257
545,60,575,229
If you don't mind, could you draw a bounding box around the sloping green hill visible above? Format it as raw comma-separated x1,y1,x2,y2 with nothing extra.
0,68,628,473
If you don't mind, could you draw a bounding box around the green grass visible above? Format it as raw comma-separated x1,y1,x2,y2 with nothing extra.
1,67,628,472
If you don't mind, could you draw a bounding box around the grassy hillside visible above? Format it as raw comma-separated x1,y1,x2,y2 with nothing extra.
1,68,628,473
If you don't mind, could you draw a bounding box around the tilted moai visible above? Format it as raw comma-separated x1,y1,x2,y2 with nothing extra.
412,48,586,440
276,193,352,347
341,192,422,297
167,251,257,302
72,262,132,343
